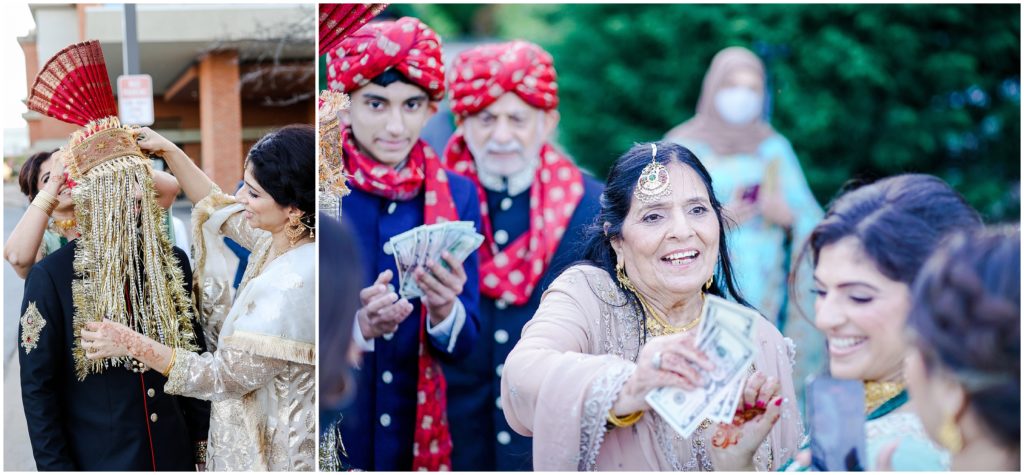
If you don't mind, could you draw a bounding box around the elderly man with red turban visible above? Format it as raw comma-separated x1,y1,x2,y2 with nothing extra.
326,16,483,471
441,40,604,471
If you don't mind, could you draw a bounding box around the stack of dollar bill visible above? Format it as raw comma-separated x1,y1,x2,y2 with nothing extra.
383,221,484,300
645,294,760,438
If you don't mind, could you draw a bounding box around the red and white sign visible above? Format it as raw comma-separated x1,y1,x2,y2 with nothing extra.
117,74,154,126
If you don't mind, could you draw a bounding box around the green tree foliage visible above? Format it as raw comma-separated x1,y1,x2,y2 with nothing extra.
411,4,1020,221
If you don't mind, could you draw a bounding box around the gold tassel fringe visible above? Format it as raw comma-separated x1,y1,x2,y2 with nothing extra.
71,152,198,380
222,331,315,366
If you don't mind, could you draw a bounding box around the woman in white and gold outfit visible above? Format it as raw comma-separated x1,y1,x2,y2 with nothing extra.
81,125,316,471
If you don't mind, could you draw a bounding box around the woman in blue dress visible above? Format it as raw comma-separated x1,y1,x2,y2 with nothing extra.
666,47,824,403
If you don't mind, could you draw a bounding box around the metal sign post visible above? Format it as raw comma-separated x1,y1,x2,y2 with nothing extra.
118,5,153,126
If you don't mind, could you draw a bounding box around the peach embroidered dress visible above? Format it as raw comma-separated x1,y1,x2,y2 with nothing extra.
501,265,802,470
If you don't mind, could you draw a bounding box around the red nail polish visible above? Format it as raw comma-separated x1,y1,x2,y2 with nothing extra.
755,400,766,409
774,398,783,407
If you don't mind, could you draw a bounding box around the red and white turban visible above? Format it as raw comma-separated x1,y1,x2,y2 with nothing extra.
447,40,558,117
326,16,445,101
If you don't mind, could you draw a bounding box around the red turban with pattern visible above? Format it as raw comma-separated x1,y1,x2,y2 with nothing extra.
325,17,445,101
447,40,558,117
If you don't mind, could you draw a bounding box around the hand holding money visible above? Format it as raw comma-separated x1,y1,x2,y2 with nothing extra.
611,331,714,416
645,295,762,438
414,251,467,324
384,221,484,301
708,371,783,471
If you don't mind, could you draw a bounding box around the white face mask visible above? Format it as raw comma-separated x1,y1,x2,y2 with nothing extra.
714,86,763,125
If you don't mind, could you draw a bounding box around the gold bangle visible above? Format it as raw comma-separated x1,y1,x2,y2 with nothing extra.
31,190,58,215
607,409,644,428
36,188,58,203
161,347,177,377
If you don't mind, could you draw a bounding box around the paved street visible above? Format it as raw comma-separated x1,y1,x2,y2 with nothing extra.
4,182,34,471
3,182,192,470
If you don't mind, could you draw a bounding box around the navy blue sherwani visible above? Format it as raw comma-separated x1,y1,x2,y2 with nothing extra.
339,170,483,470
444,173,604,471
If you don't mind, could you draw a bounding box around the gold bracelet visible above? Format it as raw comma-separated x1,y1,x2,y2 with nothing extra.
161,347,177,377
31,189,58,215
607,409,644,428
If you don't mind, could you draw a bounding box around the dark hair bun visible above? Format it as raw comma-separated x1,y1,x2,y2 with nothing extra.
245,124,316,229
909,226,1020,446
808,174,982,285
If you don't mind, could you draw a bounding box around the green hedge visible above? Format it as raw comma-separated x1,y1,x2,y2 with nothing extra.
380,4,1022,221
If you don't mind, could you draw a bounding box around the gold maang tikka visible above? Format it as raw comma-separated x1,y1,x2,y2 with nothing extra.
634,143,671,204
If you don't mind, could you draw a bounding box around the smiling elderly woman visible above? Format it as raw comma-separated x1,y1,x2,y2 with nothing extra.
500,141,801,470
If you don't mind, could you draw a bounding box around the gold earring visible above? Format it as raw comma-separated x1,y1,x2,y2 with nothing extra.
615,263,636,292
937,415,963,453
285,214,305,247
705,275,714,291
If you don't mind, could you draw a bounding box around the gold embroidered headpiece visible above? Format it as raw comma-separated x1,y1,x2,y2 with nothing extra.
318,89,351,218
27,40,198,379
634,142,671,204
317,5,387,219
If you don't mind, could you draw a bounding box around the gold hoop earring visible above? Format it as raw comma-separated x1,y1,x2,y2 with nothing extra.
938,415,963,453
285,214,306,247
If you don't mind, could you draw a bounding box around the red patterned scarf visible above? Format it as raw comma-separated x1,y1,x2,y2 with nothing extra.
444,131,584,306
342,128,456,470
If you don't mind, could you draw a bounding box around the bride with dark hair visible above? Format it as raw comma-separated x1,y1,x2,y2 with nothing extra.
81,125,316,471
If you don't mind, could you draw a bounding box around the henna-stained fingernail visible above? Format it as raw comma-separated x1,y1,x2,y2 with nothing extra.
774,398,783,406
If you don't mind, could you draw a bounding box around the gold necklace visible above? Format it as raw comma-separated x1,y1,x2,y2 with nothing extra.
864,380,905,414
640,295,700,336
616,265,701,336
52,217,77,233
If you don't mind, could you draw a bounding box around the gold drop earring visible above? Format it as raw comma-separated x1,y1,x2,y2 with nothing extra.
286,214,305,247
937,414,963,453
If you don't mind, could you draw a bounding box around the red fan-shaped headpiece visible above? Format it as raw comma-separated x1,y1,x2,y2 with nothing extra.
27,40,118,126
319,3,389,56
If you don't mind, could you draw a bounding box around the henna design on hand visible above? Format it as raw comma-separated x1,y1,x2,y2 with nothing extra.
711,424,742,449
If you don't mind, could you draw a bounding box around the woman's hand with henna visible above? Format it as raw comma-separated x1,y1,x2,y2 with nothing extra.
134,127,180,158
708,371,784,471
80,319,136,360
